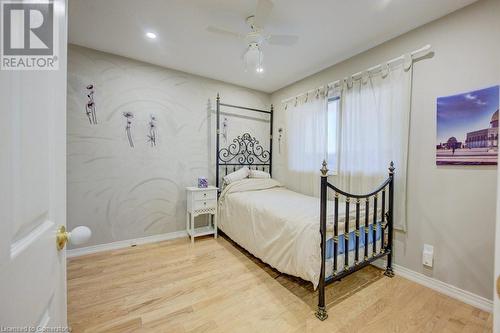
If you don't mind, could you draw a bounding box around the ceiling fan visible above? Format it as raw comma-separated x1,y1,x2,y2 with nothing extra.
206,0,299,73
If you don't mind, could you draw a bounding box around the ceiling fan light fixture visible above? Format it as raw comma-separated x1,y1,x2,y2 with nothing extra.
244,42,264,74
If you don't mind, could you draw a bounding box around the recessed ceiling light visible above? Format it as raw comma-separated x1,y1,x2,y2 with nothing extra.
145,32,157,39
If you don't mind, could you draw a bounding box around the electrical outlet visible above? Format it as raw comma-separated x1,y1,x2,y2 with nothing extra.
423,244,434,267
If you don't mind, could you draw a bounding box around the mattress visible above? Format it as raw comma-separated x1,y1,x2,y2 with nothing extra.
218,178,383,288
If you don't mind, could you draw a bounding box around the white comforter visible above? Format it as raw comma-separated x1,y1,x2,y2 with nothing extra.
219,178,323,288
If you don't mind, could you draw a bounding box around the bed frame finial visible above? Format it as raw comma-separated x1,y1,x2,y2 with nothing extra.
320,160,329,177
388,161,395,175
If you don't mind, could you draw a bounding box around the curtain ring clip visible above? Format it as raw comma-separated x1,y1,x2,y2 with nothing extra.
346,77,353,89
403,54,412,71
381,63,389,78
361,71,369,84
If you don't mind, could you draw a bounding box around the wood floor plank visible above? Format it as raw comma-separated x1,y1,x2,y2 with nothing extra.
67,236,492,332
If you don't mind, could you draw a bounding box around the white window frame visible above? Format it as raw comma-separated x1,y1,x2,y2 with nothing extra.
327,96,341,175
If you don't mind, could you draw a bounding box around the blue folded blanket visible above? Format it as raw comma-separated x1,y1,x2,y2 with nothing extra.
325,223,381,259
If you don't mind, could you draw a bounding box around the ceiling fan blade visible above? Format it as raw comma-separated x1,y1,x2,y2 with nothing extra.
254,0,274,27
206,26,244,39
267,34,299,46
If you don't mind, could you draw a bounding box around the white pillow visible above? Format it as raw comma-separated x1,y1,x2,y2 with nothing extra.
223,166,250,184
249,169,271,179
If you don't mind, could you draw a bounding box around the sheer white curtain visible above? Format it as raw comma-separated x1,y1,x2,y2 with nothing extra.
337,63,412,230
286,94,327,197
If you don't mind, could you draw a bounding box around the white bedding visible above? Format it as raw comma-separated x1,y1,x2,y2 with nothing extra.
218,178,380,289
219,178,322,288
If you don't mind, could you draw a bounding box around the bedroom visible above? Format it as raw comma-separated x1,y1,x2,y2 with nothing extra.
0,0,499,332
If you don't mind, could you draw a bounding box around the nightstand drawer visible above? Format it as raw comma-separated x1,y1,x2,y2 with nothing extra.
194,199,216,210
194,191,217,201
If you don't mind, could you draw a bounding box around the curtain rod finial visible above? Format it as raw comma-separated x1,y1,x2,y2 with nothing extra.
320,160,329,177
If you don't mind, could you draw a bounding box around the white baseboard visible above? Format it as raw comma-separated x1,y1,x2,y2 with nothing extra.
372,260,493,313
67,230,187,258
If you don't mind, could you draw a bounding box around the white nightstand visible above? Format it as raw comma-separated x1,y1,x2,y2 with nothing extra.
186,186,218,243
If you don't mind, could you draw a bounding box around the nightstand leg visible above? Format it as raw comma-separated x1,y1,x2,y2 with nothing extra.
214,211,218,239
186,212,189,237
190,213,195,243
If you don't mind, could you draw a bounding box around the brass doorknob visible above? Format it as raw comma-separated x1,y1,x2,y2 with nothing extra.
56,225,92,250
56,226,68,250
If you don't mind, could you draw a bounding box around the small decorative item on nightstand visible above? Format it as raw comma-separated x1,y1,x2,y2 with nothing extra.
198,176,208,188
186,186,218,243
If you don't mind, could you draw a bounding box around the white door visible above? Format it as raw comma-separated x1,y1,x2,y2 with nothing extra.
0,0,68,329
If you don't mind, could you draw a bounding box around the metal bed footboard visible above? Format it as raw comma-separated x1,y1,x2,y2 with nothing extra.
316,160,395,321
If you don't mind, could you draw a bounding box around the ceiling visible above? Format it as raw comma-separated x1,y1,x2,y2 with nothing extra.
68,0,477,93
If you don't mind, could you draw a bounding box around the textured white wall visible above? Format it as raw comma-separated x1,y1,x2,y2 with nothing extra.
271,0,500,300
67,45,270,248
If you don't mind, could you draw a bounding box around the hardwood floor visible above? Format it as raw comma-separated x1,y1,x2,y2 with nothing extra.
67,236,492,333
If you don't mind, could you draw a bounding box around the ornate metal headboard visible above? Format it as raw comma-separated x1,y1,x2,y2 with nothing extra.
216,94,273,191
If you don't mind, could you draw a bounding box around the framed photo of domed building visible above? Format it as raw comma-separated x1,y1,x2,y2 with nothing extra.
436,85,499,165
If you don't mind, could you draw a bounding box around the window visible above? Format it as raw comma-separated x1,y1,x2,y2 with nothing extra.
327,96,340,174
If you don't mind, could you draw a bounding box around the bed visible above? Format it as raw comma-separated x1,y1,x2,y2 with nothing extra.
215,94,395,321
